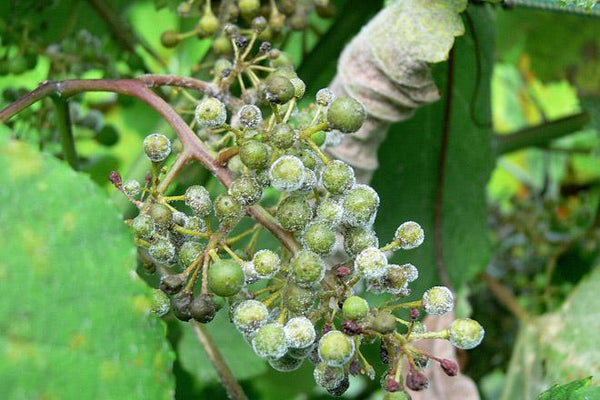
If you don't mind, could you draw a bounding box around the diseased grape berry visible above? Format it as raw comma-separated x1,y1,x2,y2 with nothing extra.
296,168,317,193
179,241,205,267
233,299,269,335
151,289,170,317
241,261,258,284
159,273,186,295
301,221,336,255
185,185,212,216
149,203,173,230
290,77,306,99
355,247,388,279
252,249,280,278
422,286,453,316
239,140,271,170
123,180,141,197
314,362,346,390
143,133,171,162
395,221,424,250
326,96,366,133
190,294,217,323
449,318,484,350
269,123,296,149
342,184,380,227
282,283,315,314
318,330,355,367
289,250,325,287
276,195,312,232
238,105,262,129
214,194,242,226
342,296,369,321
228,176,262,206
252,322,288,359
265,75,295,104
406,370,429,391
172,291,193,321
322,160,355,195
343,227,378,257
440,359,459,376
149,238,176,264
384,391,413,400
327,374,349,397
132,214,154,239
316,88,335,106
195,97,227,128
371,311,396,334
269,155,305,192
269,352,304,371
284,316,316,349
185,216,207,234
316,198,343,226
207,259,244,297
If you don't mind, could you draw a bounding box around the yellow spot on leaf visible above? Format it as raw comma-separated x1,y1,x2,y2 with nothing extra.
69,332,88,350
61,212,76,233
3,140,42,180
20,227,50,275
6,338,39,363
131,295,151,314
100,360,120,381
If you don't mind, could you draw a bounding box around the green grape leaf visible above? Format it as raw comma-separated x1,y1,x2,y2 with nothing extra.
500,266,600,400
176,311,268,387
538,377,598,400
0,137,174,399
372,4,495,294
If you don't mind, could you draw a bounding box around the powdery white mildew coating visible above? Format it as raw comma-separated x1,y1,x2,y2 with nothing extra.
422,286,454,316
233,299,269,335
252,322,288,360
283,316,316,349
238,104,263,129
195,97,227,128
269,155,306,192
318,330,355,367
316,88,336,106
395,221,425,249
252,249,281,278
354,246,388,279
143,133,171,162
449,318,485,350
184,185,212,216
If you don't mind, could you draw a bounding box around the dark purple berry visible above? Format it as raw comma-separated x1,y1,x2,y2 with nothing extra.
341,320,362,336
172,291,193,321
406,370,429,391
440,359,459,376
159,274,185,295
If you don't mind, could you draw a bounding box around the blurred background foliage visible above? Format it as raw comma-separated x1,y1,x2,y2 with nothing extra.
1,0,599,399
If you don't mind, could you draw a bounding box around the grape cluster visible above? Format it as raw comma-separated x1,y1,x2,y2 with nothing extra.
160,0,335,53
113,32,484,398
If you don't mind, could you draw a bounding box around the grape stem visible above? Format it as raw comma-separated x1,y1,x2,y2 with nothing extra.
0,77,300,253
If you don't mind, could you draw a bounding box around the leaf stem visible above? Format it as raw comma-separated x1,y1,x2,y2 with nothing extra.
50,95,78,170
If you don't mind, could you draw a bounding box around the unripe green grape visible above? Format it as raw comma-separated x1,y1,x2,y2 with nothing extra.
322,160,355,195
316,198,343,226
270,123,296,149
271,66,298,81
195,97,227,128
214,194,242,226
251,16,268,32
149,238,176,264
228,176,262,206
269,50,293,67
123,180,141,197
422,286,453,316
268,352,304,371
132,214,154,239
342,296,369,320
238,0,260,16
318,330,355,367
198,11,219,36
151,289,170,317
177,1,192,15
179,241,205,267
301,221,336,255
383,391,413,400
238,105,263,129
313,362,346,390
316,88,335,106
143,133,171,162
289,250,325,287
207,259,244,297
233,299,269,335
265,75,295,104
342,184,380,227
270,155,305,192
343,227,378,256
213,35,232,54
239,140,270,170
282,283,315,314
449,318,484,350
185,215,207,234
252,249,280,278
395,221,424,250
310,130,326,147
190,294,216,323
371,311,396,334
149,203,173,230
326,96,366,133
95,125,119,146
252,322,288,359
355,247,388,279
276,195,312,232
290,78,306,99
185,185,212,216
161,30,180,48
284,316,316,349
298,148,322,171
